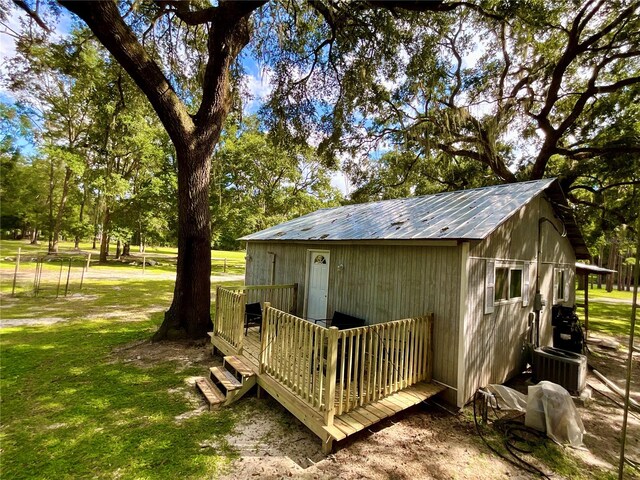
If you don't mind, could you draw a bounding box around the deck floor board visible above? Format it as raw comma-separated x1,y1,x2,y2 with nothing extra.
212,327,445,445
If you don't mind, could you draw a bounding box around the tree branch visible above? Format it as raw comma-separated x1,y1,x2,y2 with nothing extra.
12,0,51,32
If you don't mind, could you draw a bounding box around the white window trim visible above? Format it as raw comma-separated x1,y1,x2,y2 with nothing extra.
553,267,569,303
494,263,523,304
486,260,530,312
484,260,495,314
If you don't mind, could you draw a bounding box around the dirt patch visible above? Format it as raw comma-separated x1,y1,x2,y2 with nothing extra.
1,316,67,327
109,338,216,372
217,398,527,480
211,337,639,480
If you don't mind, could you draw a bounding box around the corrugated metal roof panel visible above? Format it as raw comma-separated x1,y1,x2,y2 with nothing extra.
241,179,557,242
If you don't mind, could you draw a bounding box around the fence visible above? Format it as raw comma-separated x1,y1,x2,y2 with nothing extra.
258,305,434,423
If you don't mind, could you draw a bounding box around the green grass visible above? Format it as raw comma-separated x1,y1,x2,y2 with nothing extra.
0,239,246,279
0,267,246,479
576,287,638,338
579,286,636,301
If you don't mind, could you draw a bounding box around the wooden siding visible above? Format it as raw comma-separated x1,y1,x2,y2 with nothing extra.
245,242,461,399
461,194,577,404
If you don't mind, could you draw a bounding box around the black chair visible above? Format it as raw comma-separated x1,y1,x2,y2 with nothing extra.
245,302,262,336
329,311,366,330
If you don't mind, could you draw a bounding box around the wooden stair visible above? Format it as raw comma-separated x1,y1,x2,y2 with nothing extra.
195,355,257,409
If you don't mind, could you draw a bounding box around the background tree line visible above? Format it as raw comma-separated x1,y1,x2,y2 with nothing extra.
1,30,341,255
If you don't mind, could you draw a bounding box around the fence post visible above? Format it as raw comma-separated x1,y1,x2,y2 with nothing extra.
142,255,146,275
259,302,271,374
224,258,227,273
324,326,339,427
236,292,246,354
11,247,21,296
291,283,298,314
56,259,64,298
214,286,220,336
64,257,72,296
80,254,87,290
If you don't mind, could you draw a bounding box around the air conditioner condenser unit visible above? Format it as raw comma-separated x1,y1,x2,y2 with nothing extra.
532,346,587,394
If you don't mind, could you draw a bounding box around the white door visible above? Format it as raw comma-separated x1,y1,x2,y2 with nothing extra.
306,251,330,321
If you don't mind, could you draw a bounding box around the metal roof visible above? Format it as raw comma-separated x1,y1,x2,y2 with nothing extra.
575,262,616,275
241,178,590,259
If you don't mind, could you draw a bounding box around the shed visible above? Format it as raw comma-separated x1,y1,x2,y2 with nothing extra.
240,178,589,406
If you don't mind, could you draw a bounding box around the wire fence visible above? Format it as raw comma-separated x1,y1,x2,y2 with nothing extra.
3,248,246,298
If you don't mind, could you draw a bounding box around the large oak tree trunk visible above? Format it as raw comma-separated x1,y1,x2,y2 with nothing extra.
152,146,213,340
58,0,261,341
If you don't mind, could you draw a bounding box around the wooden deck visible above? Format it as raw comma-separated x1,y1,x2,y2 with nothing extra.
213,322,445,452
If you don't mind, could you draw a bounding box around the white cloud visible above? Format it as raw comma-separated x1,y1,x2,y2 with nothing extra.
330,171,349,196
243,67,274,114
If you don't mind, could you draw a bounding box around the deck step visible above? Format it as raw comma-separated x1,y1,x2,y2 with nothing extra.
223,355,255,378
210,366,242,392
195,377,225,409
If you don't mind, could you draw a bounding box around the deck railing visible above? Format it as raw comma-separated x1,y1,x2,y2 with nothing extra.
214,287,245,353
259,305,433,425
259,305,335,415
213,284,298,356
334,316,433,415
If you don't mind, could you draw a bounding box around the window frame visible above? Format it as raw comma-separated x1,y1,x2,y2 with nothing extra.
493,263,524,305
553,267,568,303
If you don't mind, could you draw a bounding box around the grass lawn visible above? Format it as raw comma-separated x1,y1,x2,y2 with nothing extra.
0,251,246,479
0,239,246,278
576,286,639,338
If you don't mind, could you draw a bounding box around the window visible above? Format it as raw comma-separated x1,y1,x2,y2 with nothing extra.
313,254,327,265
554,268,567,302
493,265,523,302
485,260,531,314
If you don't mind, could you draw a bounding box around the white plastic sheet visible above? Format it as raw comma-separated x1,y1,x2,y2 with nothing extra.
525,381,585,448
487,384,527,412
488,381,585,448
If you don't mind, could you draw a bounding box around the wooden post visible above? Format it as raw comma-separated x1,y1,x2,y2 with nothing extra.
11,247,21,296
237,292,246,353
259,302,271,374
292,283,298,314
583,272,589,341
80,254,87,290
224,258,227,273
142,255,146,275
85,252,91,270
324,326,339,427
64,257,72,296
56,259,64,298
214,286,220,336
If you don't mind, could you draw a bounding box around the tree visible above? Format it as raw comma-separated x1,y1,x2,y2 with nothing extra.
0,102,44,239
211,116,341,249
13,0,450,340
322,0,639,189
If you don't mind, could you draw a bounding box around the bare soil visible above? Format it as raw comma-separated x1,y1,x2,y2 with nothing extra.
111,336,638,479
